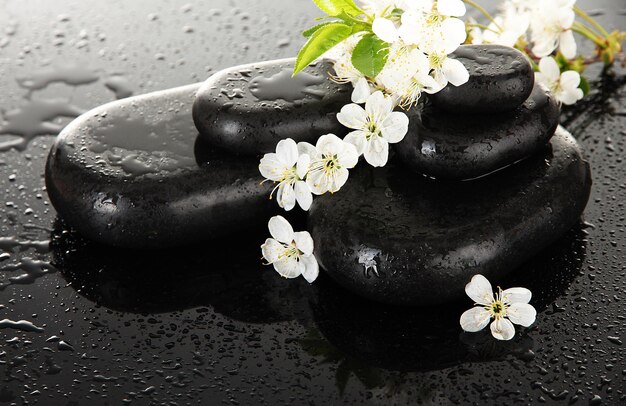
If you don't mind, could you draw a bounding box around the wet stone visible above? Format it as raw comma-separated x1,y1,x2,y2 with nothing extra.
430,45,535,114
308,127,591,306
45,84,274,248
395,83,560,180
193,58,351,156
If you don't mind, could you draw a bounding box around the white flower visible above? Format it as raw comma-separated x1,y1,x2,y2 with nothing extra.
530,0,577,59
261,216,319,282
259,138,313,211
300,134,359,195
398,2,467,49
460,275,537,341
535,57,584,105
337,91,409,167
376,45,443,106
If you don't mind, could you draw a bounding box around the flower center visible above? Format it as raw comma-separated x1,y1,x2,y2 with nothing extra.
486,288,509,320
279,167,299,185
429,52,445,69
366,118,381,139
322,154,339,174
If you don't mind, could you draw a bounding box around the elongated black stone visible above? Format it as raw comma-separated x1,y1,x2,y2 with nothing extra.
308,127,591,306
395,83,560,180
193,58,351,156
430,45,535,114
45,84,275,248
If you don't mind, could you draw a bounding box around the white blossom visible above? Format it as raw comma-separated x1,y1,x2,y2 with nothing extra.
530,0,577,59
259,138,313,211
261,216,319,282
535,57,584,105
337,91,409,166
300,134,359,195
460,275,537,341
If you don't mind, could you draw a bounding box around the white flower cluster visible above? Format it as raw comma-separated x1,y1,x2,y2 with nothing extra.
469,0,584,105
470,0,577,58
333,0,471,107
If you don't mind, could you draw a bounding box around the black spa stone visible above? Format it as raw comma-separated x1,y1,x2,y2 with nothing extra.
430,44,535,114
395,83,560,180
45,84,275,248
193,58,351,156
308,127,591,306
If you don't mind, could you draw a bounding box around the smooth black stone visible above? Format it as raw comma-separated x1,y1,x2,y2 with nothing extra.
396,83,560,180
308,127,591,306
430,45,534,114
193,58,351,156
45,84,275,248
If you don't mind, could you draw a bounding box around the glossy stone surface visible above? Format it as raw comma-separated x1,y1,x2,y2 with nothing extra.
193,58,351,156
430,45,535,114
45,85,274,248
309,128,591,306
396,83,560,180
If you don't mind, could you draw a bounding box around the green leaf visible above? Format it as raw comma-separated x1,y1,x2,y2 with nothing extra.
312,0,363,17
302,22,334,38
294,22,353,76
579,75,590,96
351,34,389,77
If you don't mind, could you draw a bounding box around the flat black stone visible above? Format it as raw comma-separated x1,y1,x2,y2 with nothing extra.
193,58,351,156
396,83,560,180
308,127,591,306
45,84,275,248
430,45,534,114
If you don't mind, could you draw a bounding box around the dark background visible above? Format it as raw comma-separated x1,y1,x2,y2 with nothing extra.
0,0,624,405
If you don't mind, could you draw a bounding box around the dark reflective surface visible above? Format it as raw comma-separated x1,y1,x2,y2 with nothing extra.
0,0,624,405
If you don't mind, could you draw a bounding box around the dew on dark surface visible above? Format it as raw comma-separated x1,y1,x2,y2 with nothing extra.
0,0,624,405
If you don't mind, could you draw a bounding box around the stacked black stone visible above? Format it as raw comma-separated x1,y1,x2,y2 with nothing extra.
308,46,592,305
396,45,560,180
45,50,592,306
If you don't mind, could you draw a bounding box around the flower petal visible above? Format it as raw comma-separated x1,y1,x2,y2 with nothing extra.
261,238,283,263
307,170,329,195
268,215,294,243
364,137,389,167
316,133,344,156
338,141,359,168
274,256,303,279
365,91,392,125
539,57,561,82
279,183,296,211
437,0,466,17
296,153,310,179
372,18,399,43
301,254,320,283
294,181,313,211
259,153,285,181
560,70,581,90
442,57,470,87
293,231,314,256
490,318,516,341
344,130,368,155
559,30,577,59
297,141,318,159
465,274,494,305
381,111,409,143
275,138,299,167
352,77,371,103
502,287,532,304
337,103,368,130
460,306,491,332
507,303,537,327
329,167,350,193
